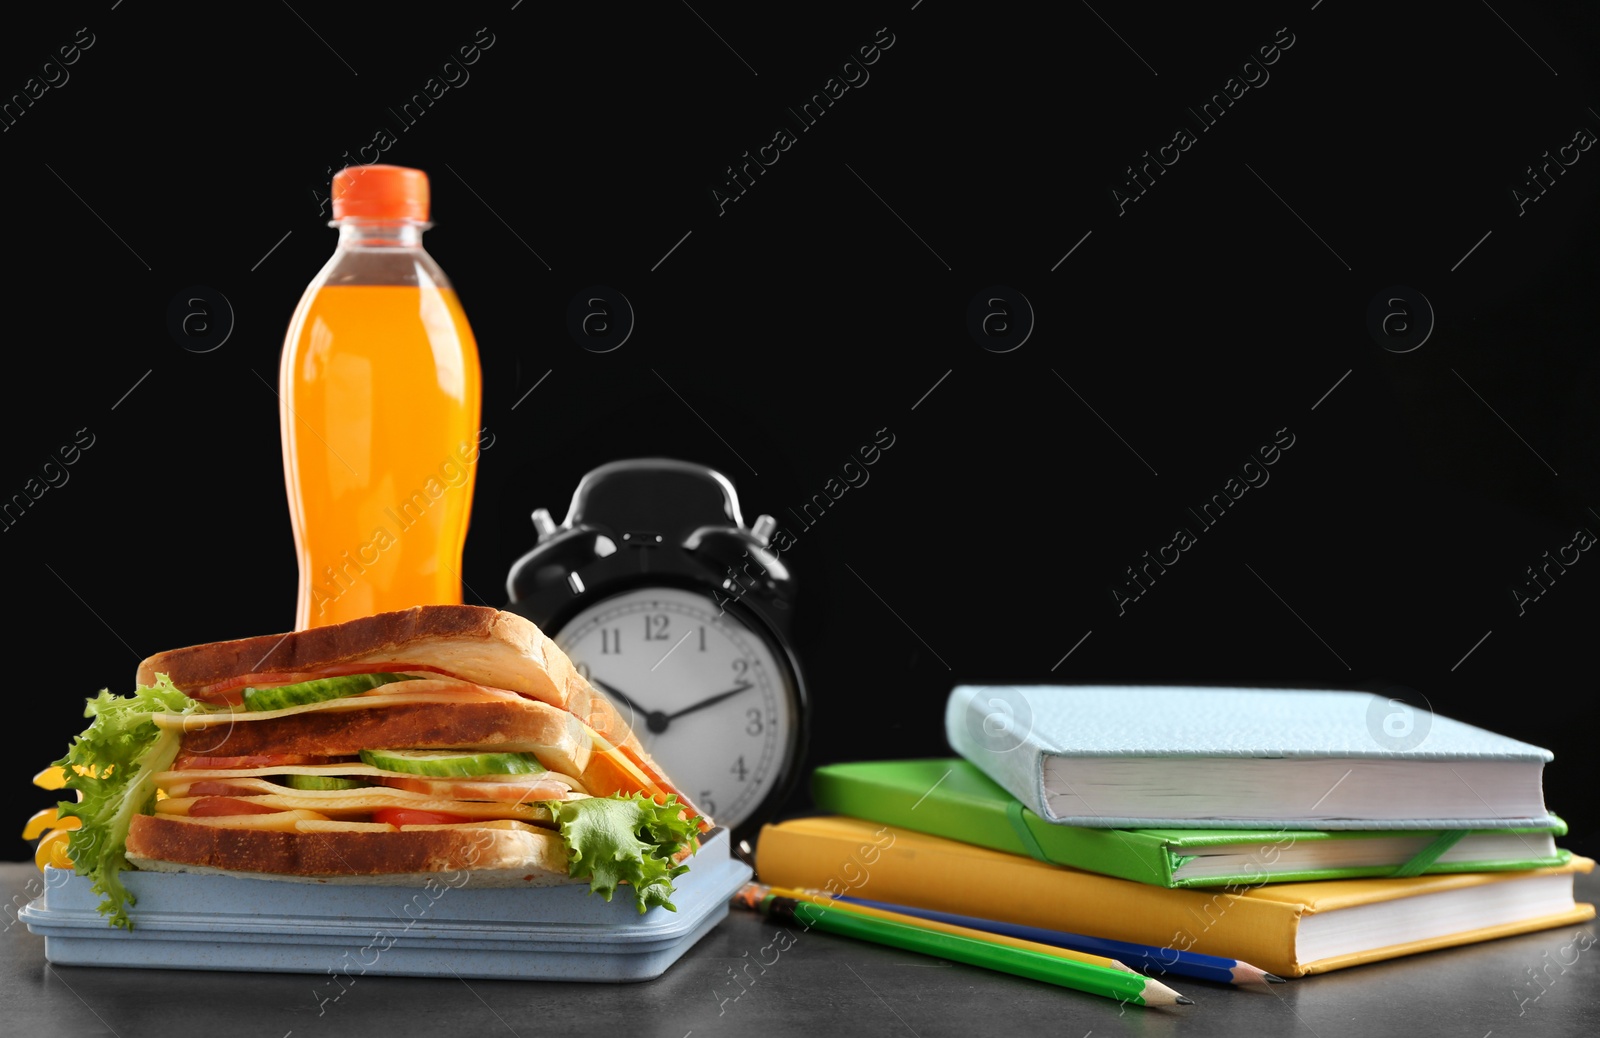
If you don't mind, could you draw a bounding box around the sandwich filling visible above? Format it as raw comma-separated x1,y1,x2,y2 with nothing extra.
53,670,699,928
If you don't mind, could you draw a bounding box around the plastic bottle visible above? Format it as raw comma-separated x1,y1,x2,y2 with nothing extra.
279,164,483,629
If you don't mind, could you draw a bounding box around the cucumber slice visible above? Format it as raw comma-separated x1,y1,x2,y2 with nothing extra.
241,672,422,712
282,774,367,791
358,749,547,777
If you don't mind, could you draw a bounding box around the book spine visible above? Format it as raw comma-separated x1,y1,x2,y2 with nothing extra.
1021,812,1178,886
755,821,1307,976
944,689,1053,818
812,770,1035,859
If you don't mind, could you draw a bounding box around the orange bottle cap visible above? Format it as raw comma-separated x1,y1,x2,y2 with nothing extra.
331,164,430,221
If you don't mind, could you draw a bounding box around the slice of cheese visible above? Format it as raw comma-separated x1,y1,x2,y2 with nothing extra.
398,819,554,834
155,791,553,823
158,775,580,807
150,764,589,795
157,810,329,832
295,820,400,833
581,722,670,800
151,679,525,729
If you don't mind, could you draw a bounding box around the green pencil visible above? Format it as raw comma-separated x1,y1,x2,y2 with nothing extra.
756,895,1192,1008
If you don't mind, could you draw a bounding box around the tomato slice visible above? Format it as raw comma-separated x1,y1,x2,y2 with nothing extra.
188,797,282,817
187,663,452,704
372,808,471,827
173,754,350,771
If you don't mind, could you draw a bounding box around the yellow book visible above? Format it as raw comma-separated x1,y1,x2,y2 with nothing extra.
755,816,1595,977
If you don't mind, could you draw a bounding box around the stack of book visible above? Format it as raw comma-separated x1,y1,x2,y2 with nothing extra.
755,685,1593,978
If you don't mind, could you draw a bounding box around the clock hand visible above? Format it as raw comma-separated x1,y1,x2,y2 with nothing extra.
664,683,755,724
588,678,671,735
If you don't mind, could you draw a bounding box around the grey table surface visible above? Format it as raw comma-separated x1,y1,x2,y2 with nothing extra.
4,863,1596,1038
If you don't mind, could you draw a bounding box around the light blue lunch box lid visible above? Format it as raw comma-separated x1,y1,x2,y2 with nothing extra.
19,828,751,982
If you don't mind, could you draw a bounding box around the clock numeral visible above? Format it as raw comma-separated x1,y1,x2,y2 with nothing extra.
644,614,670,641
730,755,748,782
699,790,717,816
575,661,591,680
698,625,706,652
745,708,763,736
600,628,621,655
731,658,749,679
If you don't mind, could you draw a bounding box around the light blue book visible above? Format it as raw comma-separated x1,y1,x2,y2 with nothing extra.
945,685,1558,830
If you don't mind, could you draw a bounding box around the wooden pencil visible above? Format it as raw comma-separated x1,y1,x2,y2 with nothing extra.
749,883,1136,974
732,882,1192,1008
839,893,1283,985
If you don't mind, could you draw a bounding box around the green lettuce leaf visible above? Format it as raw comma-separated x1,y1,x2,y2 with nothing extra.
543,794,699,913
53,674,203,929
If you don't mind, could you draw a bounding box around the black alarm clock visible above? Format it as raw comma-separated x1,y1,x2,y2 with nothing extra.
504,459,808,842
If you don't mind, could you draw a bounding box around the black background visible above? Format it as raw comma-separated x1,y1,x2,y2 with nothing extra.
4,2,1596,864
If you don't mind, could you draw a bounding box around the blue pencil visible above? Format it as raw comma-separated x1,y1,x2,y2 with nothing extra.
837,895,1283,985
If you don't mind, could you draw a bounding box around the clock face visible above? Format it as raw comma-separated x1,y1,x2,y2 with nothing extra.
555,586,796,833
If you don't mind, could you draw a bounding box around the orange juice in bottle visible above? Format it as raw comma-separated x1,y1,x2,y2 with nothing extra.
279,164,483,629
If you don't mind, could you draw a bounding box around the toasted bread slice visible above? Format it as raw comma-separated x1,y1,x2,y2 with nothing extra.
126,814,578,885
176,698,596,782
139,606,592,720
141,606,706,824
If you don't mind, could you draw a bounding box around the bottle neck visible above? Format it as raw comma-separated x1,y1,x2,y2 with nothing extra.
334,220,429,249
317,218,450,289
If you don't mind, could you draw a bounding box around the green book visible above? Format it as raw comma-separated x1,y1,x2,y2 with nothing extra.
811,759,1570,888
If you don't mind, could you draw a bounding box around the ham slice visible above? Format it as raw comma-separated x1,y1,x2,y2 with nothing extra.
375,774,574,804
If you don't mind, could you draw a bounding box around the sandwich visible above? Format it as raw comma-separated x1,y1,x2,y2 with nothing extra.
44,606,708,928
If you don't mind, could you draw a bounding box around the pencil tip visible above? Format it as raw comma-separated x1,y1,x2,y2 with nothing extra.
1264,973,1286,984
1176,996,1195,1005
730,882,769,911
